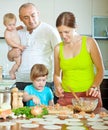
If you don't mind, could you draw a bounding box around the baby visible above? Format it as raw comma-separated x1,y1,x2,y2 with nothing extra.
3,13,25,79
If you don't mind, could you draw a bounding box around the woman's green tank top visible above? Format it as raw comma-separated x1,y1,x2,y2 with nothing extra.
59,36,95,92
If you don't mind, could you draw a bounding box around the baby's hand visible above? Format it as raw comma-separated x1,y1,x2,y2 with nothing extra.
19,45,26,51
16,25,23,30
32,95,41,105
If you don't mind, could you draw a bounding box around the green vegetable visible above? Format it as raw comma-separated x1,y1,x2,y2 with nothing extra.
42,107,49,115
12,106,48,119
12,106,34,119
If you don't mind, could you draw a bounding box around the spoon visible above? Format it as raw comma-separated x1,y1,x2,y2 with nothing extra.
68,86,83,107
68,86,80,102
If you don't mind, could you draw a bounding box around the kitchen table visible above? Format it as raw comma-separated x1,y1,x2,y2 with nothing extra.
0,107,108,130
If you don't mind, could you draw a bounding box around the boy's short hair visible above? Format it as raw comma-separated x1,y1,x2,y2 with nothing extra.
3,13,16,25
30,64,48,81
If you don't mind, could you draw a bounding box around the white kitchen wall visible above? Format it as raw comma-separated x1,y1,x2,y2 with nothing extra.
0,39,14,76
54,0,92,35
0,0,108,76
1,0,108,37
28,0,92,35
98,40,108,70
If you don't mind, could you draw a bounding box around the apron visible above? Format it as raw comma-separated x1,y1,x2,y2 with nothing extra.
57,90,102,108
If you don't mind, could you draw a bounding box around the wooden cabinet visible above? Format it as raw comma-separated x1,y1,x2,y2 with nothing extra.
100,79,108,110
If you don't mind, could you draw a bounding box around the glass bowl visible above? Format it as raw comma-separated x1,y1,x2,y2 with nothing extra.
72,97,98,112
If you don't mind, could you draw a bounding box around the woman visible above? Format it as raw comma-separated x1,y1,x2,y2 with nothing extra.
54,12,104,107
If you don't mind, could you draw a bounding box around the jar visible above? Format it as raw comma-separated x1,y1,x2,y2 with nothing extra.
0,87,11,108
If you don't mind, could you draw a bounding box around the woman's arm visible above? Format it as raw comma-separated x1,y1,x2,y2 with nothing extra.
88,37,104,87
53,44,64,97
86,37,104,97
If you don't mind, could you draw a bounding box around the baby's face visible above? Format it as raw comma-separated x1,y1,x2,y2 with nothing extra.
5,19,16,31
33,76,47,91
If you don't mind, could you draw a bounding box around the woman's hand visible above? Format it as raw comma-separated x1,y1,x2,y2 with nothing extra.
54,86,64,97
86,87,99,97
32,95,41,105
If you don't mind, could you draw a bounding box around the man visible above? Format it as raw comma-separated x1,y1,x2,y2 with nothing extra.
8,3,61,103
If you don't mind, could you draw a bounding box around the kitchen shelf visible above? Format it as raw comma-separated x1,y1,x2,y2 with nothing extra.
92,16,108,39
0,37,4,39
95,37,108,40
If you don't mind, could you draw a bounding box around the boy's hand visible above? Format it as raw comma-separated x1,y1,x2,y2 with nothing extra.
32,95,41,105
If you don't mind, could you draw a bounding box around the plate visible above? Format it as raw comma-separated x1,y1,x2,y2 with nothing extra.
21,123,39,128
92,125,108,130
0,121,16,126
87,122,105,126
104,121,108,124
43,125,61,129
39,120,56,125
16,119,32,124
54,120,68,124
30,118,45,122
66,126,86,130
65,118,81,122
43,115,58,118
103,117,108,120
66,122,83,126
87,118,103,122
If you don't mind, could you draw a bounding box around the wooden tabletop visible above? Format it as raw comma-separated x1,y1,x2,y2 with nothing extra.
0,107,108,130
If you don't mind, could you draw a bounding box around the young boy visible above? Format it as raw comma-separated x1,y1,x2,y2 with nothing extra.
3,13,25,79
23,64,54,106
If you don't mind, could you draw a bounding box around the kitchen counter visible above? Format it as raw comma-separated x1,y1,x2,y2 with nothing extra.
0,107,108,130
104,70,108,79
104,76,108,79
0,79,16,89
